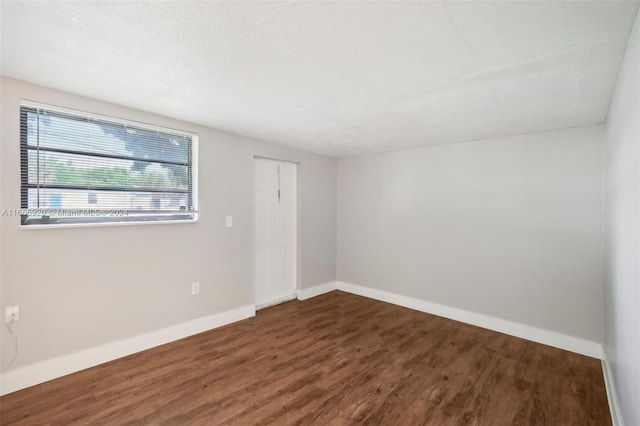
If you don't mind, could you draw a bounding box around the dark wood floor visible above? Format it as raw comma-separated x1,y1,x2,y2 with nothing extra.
0,291,610,425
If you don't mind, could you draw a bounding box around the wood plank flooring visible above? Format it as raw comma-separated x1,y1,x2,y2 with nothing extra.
0,291,611,425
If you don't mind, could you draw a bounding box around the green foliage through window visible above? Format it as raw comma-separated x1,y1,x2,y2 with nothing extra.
20,103,197,226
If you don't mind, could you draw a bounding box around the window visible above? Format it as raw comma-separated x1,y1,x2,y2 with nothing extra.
20,102,198,226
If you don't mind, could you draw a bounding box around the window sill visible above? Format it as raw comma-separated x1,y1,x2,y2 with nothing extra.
20,216,198,230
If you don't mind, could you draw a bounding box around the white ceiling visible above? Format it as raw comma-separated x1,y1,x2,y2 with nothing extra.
2,1,638,157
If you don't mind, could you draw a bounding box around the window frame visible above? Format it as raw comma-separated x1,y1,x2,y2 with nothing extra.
19,100,199,228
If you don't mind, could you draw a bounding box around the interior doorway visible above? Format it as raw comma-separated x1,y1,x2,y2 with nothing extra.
254,158,297,309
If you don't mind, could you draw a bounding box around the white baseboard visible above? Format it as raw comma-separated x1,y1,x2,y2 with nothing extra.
335,281,603,359
0,282,605,395
602,355,623,426
0,305,255,396
296,281,337,300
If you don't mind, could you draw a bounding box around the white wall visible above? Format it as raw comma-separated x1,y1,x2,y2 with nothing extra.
603,8,640,426
338,126,604,344
0,78,337,390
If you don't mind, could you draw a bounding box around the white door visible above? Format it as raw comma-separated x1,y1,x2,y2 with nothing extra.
254,158,297,309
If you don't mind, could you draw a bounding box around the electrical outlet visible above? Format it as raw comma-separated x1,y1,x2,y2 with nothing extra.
5,306,19,323
191,282,200,295
225,216,233,227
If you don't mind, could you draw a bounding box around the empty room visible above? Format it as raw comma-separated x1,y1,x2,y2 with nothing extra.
0,1,638,425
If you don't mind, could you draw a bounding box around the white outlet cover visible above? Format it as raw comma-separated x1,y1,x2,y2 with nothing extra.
191,282,200,295
225,216,233,227
5,305,20,323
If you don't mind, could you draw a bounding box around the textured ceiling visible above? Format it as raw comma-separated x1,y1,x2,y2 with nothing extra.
2,1,638,157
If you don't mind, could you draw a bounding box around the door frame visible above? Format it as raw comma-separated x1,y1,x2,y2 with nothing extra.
253,156,300,310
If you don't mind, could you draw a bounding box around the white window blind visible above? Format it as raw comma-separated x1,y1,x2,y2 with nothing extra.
20,102,198,226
